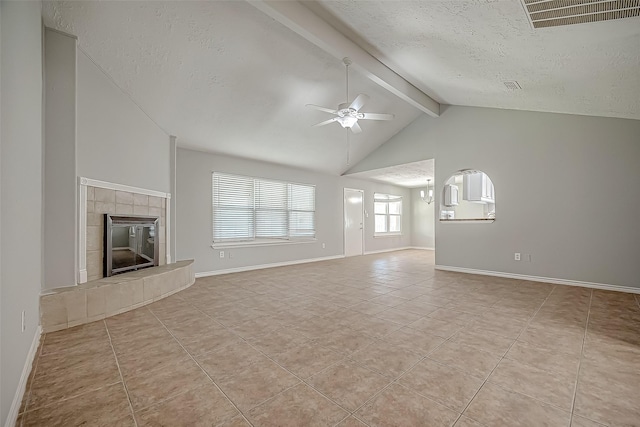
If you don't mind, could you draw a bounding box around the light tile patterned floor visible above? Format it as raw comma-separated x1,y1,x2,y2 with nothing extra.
17,250,640,426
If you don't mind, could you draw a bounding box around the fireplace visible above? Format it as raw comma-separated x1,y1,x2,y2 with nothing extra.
104,214,159,277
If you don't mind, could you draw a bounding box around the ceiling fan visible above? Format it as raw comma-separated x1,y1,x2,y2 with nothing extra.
306,57,394,134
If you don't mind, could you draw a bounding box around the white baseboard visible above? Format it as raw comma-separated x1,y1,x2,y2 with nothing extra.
363,246,414,255
194,254,346,278
5,326,42,427
435,265,640,295
409,246,435,251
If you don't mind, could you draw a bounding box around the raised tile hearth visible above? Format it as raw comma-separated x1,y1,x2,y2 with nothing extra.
40,260,194,333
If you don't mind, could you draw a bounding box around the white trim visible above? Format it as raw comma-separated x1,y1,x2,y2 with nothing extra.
79,177,169,199
165,197,171,264
439,219,495,224
194,255,345,278
409,246,435,251
5,326,42,427
364,246,413,255
211,238,316,249
435,265,640,295
78,182,87,283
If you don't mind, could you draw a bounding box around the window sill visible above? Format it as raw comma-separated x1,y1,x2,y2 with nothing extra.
374,233,403,238
439,218,495,223
212,238,317,249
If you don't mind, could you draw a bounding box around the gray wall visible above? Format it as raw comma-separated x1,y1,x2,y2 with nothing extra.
1,2,43,424
352,105,640,289
411,188,435,249
176,148,412,275
44,28,77,289
38,40,173,291
76,49,171,193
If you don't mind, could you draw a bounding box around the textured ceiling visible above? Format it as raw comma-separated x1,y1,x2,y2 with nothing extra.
308,0,640,120
346,159,435,188
42,0,640,179
42,1,421,175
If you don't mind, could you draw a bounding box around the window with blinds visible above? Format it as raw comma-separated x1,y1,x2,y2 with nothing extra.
212,172,316,243
374,193,402,236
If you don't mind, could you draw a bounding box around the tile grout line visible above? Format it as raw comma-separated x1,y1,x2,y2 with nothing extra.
569,288,594,426
327,287,544,424
145,308,255,427
127,257,589,425
344,309,494,425
104,319,140,427
33,252,604,424
181,303,362,417
449,284,560,426
182,292,457,424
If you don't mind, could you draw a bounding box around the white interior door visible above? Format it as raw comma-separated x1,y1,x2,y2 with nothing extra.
344,188,364,257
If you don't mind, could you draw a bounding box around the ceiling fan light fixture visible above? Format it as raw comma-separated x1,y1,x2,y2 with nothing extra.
337,116,358,128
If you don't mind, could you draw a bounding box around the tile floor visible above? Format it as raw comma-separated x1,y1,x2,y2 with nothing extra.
17,250,640,426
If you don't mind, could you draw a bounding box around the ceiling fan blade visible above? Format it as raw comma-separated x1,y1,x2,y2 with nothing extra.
313,117,339,127
360,112,394,121
349,94,369,112
350,122,362,134
306,104,339,114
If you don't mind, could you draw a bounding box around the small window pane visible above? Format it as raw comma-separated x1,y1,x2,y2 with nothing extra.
374,202,387,214
375,215,387,232
388,201,401,215
389,215,401,232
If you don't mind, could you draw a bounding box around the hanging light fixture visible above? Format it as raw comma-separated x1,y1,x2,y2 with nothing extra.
420,179,434,204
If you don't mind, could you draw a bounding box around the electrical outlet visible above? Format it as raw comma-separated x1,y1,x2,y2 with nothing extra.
322,243,326,249
219,251,225,259
21,311,26,332
514,252,521,261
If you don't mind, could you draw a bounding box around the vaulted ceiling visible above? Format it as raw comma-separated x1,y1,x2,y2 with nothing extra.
42,1,640,177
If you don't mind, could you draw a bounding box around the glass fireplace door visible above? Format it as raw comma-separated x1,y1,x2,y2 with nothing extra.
135,225,156,269
105,214,159,277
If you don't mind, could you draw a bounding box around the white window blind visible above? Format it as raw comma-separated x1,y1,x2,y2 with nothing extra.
374,193,402,236
289,183,315,238
213,172,315,243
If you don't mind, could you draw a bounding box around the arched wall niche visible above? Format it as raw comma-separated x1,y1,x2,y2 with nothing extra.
440,169,495,222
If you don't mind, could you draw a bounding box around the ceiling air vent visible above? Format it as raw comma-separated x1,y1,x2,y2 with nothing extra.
522,0,640,28
504,81,522,90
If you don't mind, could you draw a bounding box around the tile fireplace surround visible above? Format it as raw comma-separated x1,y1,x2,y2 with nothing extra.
84,181,168,282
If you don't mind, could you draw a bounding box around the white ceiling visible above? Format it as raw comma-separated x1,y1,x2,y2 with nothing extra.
346,159,435,188
42,1,640,181
42,1,421,176
308,0,640,120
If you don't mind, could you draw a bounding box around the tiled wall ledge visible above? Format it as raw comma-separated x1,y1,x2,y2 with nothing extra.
40,260,194,333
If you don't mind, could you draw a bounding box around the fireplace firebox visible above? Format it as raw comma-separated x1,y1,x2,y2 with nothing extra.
104,214,159,277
